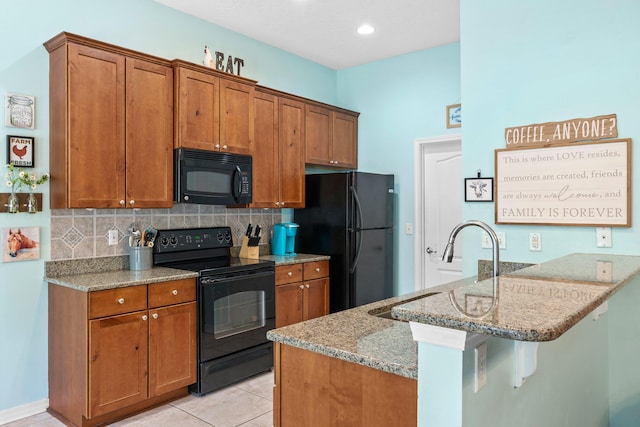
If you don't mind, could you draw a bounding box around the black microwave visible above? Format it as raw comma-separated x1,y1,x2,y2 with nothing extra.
174,148,252,205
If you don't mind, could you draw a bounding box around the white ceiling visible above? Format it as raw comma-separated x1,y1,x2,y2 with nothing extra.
152,0,460,70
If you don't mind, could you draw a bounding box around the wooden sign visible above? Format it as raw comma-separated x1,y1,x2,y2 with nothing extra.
495,139,630,227
504,114,618,148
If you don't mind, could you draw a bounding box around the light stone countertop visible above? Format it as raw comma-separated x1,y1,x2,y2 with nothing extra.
44,253,329,292
393,253,640,342
267,291,424,379
258,253,330,265
45,267,199,292
268,253,640,379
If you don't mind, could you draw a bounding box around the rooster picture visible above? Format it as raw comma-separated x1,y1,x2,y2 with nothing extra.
12,144,28,159
8,136,33,167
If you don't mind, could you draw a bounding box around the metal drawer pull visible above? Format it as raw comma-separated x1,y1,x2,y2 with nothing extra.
142,315,148,321
172,289,178,295
118,298,125,304
299,285,304,289
152,313,158,319
288,271,293,276
315,267,320,272
305,284,310,288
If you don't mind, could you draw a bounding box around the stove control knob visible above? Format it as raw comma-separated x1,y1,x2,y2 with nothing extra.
216,232,224,243
169,236,178,246
160,236,169,246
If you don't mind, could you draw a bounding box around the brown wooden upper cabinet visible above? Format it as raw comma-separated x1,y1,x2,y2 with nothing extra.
305,103,359,169
173,60,256,155
44,32,174,209
251,87,305,209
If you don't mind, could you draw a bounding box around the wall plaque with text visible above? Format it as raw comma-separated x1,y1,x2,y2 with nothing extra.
495,139,631,226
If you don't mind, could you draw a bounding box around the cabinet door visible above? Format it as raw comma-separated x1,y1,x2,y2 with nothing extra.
220,79,254,155
275,282,304,328
125,58,174,208
175,67,220,150
68,43,126,208
331,112,358,169
148,302,197,397
304,104,332,166
303,278,330,321
88,311,148,417
278,97,305,208
251,90,280,208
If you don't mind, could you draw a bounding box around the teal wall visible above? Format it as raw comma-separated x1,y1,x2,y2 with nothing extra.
460,0,640,273
337,44,461,295
0,0,336,412
0,0,461,413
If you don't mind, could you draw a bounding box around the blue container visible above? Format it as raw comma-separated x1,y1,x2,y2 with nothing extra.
272,223,299,256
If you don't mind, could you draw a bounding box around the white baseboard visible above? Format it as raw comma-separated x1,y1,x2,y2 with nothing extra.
0,398,49,425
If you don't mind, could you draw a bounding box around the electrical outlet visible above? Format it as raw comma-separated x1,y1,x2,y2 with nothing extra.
481,231,505,249
475,343,488,392
405,223,413,235
596,227,612,248
108,229,119,246
529,233,541,251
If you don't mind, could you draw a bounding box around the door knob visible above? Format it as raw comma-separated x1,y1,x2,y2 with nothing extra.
426,247,437,254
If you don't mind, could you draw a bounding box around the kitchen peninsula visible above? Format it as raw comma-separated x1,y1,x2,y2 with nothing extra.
267,253,640,426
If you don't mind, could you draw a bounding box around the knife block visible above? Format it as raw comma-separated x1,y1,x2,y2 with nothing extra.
239,236,260,259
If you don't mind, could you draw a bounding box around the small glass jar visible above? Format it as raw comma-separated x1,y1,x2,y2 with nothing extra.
6,192,19,213
8,95,34,128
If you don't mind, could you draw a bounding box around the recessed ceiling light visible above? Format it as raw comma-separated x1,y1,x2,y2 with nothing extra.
357,24,375,35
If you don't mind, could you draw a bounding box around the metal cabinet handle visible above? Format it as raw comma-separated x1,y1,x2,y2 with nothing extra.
222,144,228,150
215,144,220,149
305,284,310,288
315,267,320,272
119,200,125,206
172,289,178,296
287,271,293,276
118,298,125,304
299,285,304,289
129,200,135,206
142,315,148,321
152,313,158,319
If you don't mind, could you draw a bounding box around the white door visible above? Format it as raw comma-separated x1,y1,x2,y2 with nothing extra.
414,136,462,290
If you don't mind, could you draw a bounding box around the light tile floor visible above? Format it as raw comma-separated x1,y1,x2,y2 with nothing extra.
4,371,274,427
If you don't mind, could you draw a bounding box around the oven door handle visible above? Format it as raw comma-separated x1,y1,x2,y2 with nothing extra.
200,269,274,285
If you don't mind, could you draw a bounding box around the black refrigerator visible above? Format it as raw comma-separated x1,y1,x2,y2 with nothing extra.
294,172,394,312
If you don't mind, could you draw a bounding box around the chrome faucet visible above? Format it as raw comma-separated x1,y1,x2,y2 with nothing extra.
442,220,500,318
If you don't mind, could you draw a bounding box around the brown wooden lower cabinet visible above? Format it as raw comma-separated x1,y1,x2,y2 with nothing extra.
275,260,330,328
273,343,418,427
48,278,197,427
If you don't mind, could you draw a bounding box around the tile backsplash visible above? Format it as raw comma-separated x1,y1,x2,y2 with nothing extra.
50,204,282,260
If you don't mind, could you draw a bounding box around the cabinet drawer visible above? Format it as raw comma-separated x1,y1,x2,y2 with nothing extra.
276,264,303,285
89,286,147,319
148,278,196,308
304,260,329,280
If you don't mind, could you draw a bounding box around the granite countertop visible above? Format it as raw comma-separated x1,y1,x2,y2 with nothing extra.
267,290,432,380
45,267,199,292
393,253,640,342
259,253,330,265
44,253,329,292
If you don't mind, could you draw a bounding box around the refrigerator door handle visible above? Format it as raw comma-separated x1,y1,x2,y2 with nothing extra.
350,186,364,273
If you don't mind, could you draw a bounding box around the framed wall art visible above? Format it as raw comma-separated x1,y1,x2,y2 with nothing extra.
2,227,40,262
5,93,35,129
7,135,34,168
465,177,494,202
495,139,631,226
446,103,461,128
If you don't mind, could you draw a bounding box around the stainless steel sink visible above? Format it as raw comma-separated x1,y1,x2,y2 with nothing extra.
368,292,440,321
